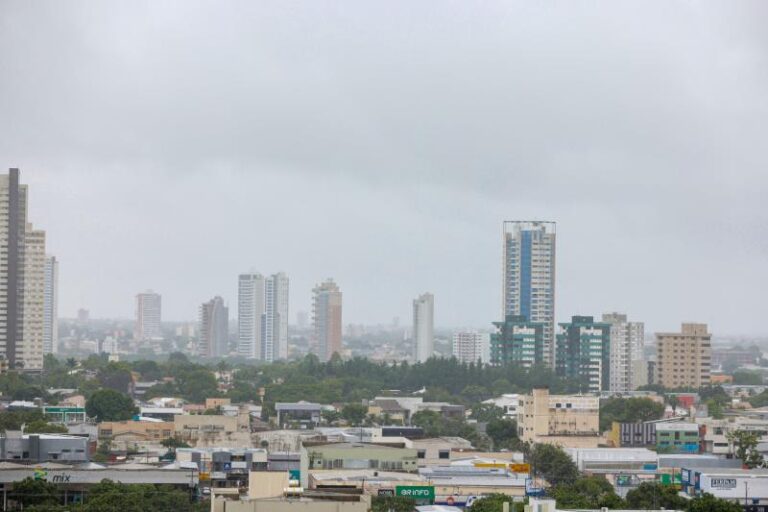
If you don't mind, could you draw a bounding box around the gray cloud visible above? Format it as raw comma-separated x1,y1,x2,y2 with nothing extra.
1,1,767,334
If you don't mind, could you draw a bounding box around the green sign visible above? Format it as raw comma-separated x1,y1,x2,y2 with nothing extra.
396,486,434,503
288,469,300,481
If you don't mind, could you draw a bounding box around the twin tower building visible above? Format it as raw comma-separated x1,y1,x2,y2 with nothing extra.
232,273,342,362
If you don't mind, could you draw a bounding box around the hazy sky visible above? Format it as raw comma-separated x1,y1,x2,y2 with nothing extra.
1,1,767,335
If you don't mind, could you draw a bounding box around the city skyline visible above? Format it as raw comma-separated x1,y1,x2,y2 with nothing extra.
2,3,767,336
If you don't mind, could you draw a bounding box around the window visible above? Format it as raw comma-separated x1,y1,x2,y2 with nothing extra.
438,450,450,459
417,450,426,459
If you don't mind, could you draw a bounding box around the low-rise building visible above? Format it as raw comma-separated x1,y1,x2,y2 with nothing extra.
0,432,89,463
276,402,323,428
681,468,768,504
481,394,521,419
419,466,527,504
98,420,174,445
0,461,198,507
656,423,700,454
176,447,267,489
299,442,418,487
174,414,250,447
366,399,409,424
518,388,600,448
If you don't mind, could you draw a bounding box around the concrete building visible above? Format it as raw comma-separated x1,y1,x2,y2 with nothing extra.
299,442,419,487
21,225,46,370
265,272,289,361
502,221,556,366
518,388,600,447
490,315,545,367
481,394,521,419
276,402,323,428
0,462,198,507
174,414,250,446
655,422,700,454
134,290,162,342
199,296,229,358
681,468,768,504
43,255,59,355
176,447,267,489
98,420,175,446
451,331,490,364
412,293,434,363
312,279,343,361
602,313,645,392
555,316,611,393
238,273,265,359
655,323,712,389
0,432,89,463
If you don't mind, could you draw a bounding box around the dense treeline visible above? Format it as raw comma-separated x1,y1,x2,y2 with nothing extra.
1,353,580,410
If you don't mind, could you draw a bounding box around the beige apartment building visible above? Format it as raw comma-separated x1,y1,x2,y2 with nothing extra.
518,388,600,448
655,323,711,389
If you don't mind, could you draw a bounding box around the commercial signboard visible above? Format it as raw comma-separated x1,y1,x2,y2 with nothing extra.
377,489,395,497
710,478,737,490
510,463,531,473
396,485,435,504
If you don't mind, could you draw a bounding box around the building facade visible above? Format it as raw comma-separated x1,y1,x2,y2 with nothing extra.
21,226,46,370
312,279,342,361
490,314,545,367
264,273,289,361
555,316,611,393
518,388,600,447
135,290,162,342
452,332,490,364
43,255,59,355
412,293,434,363
199,296,229,358
0,169,48,371
602,313,645,392
237,273,265,359
655,323,712,389
502,221,556,366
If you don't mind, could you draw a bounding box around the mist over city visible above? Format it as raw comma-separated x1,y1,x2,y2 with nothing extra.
0,2,767,512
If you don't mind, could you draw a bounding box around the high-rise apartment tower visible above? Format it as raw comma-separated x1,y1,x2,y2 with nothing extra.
43,255,59,355
135,291,162,341
199,296,229,358
0,169,47,371
502,221,556,366
655,323,711,389
412,293,434,363
312,279,342,361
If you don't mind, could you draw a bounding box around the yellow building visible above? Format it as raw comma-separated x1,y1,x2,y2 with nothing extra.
655,323,711,389
518,388,600,448
98,421,174,443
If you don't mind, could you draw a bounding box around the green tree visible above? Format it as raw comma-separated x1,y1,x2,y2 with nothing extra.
599,397,665,431
486,418,518,449
86,389,137,421
469,493,519,512
727,430,764,468
733,370,763,385
25,420,68,434
526,444,579,486
371,496,415,512
98,362,133,393
471,403,505,422
8,477,60,509
551,476,624,509
625,481,688,510
341,403,367,426
688,493,742,512
177,369,219,403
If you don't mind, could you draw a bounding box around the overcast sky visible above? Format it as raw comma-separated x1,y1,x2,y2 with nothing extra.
1,1,766,335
